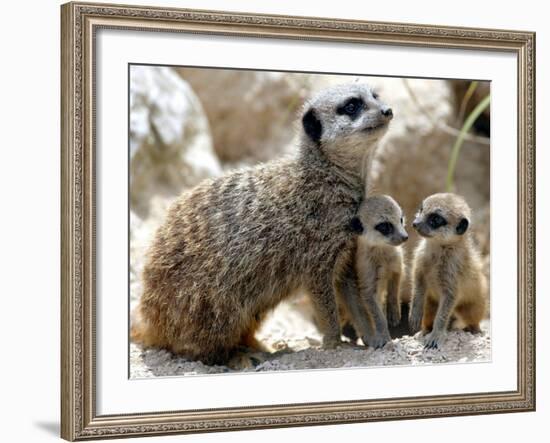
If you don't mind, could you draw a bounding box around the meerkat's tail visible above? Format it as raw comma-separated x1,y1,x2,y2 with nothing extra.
130,305,146,344
130,304,161,348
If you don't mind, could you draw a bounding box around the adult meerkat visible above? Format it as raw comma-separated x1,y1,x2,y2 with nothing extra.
131,83,394,365
337,195,408,348
408,193,488,349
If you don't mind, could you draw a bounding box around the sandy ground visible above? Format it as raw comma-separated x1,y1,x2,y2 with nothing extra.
130,298,491,378
129,210,490,379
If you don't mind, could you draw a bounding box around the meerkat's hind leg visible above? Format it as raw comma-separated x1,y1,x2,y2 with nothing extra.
335,263,374,345
226,315,274,370
455,300,485,335
447,314,459,331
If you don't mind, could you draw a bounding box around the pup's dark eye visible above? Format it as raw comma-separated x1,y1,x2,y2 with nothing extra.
345,102,357,114
400,217,404,225
427,213,447,229
372,92,379,100
337,97,364,118
375,222,394,236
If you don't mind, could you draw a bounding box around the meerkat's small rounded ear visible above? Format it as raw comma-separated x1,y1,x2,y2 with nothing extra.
456,218,469,235
349,216,364,234
302,108,322,144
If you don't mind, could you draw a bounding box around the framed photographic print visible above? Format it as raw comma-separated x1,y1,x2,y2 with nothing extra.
61,1,536,440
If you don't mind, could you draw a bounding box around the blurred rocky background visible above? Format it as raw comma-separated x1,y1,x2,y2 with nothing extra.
129,65,491,377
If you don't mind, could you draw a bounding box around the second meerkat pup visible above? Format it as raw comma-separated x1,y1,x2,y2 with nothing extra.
337,195,408,348
409,193,488,349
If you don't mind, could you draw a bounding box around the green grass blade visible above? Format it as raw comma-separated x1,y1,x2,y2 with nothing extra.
457,80,479,123
446,94,490,192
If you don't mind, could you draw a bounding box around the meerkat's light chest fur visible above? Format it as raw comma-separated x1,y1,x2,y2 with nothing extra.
357,239,404,306
413,238,482,305
132,82,393,364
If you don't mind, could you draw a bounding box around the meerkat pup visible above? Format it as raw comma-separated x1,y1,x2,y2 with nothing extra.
131,83,394,365
337,195,408,348
408,193,488,349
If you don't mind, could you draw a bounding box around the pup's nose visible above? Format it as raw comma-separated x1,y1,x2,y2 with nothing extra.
402,234,409,242
381,108,393,119
412,221,419,229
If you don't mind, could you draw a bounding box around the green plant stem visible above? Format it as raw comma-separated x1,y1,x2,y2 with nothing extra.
446,94,490,192
457,80,479,123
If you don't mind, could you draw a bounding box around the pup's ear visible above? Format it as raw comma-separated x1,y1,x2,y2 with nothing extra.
302,108,322,144
456,218,469,235
349,216,364,234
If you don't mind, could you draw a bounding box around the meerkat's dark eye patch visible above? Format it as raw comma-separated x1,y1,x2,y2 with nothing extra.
400,216,404,225
336,97,365,119
456,218,469,235
375,222,394,236
427,213,447,229
302,108,322,144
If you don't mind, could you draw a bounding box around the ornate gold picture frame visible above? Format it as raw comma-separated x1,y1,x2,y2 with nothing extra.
61,1,535,440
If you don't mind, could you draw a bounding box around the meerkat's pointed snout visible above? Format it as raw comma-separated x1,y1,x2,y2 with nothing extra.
392,231,408,246
381,107,393,119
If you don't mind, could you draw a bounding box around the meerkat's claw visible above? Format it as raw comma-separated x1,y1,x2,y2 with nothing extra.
423,332,443,350
366,332,391,350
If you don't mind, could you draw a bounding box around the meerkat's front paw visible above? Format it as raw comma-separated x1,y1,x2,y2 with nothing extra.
322,335,342,350
408,309,423,334
424,331,444,350
366,331,391,350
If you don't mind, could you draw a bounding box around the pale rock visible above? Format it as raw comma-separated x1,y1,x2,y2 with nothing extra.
176,68,316,163
130,66,221,217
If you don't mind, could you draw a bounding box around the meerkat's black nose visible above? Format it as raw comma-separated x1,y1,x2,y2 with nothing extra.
381,108,393,118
